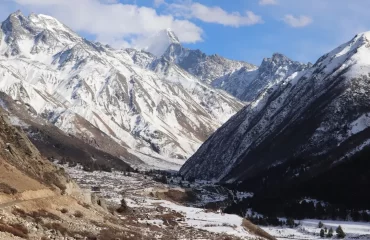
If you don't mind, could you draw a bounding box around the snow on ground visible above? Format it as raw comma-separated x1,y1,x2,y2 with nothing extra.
63,165,370,240
262,219,370,240
63,165,255,239
160,201,253,238
124,197,255,239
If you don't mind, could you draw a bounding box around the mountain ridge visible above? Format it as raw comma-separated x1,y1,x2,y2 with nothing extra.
0,11,244,169
180,31,370,208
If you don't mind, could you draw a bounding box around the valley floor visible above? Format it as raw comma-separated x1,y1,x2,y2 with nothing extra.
63,165,370,240
262,219,370,240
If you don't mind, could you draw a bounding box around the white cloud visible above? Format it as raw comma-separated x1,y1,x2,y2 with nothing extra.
259,0,277,6
169,2,263,27
10,0,202,49
153,0,166,7
283,14,312,28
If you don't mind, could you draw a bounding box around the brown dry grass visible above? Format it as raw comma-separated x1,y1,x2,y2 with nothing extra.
12,208,61,223
155,189,197,204
0,220,28,239
242,219,277,240
0,183,18,194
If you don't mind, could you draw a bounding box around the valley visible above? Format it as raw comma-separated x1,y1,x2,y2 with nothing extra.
0,6,370,240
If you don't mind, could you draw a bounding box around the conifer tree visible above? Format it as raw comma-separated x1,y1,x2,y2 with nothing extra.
327,227,334,238
320,229,325,238
336,225,346,238
318,221,324,228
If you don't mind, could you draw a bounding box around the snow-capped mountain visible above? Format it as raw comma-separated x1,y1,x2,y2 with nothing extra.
212,53,311,102
157,32,257,84
134,28,181,57
0,11,244,169
180,31,370,200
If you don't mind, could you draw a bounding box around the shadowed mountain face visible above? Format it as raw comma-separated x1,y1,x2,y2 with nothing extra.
0,11,244,169
180,32,370,208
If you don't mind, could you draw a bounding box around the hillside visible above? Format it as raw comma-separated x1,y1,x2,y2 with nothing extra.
180,32,370,209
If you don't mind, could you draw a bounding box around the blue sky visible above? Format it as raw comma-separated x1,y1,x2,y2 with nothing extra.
1,0,370,65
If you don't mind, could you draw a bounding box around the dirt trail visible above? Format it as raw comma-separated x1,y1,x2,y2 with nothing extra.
0,189,56,209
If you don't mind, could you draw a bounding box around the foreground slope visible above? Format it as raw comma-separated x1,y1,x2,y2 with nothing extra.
0,11,243,168
180,32,370,207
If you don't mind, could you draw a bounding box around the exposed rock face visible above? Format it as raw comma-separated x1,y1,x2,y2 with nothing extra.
180,32,370,206
161,40,257,84
212,53,311,102
0,106,69,192
0,11,243,169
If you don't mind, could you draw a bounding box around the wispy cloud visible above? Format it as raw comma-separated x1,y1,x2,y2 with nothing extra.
9,0,203,49
168,1,263,27
283,14,312,28
259,0,277,6
153,0,166,7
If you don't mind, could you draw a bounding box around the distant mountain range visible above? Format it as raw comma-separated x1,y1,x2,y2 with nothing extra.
0,11,314,172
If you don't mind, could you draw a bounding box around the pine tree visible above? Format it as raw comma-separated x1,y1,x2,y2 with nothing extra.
318,221,324,228
320,229,325,238
336,225,346,238
327,227,334,238
286,218,295,228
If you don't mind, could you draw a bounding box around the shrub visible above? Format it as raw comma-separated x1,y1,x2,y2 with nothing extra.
60,208,68,214
43,222,69,236
0,222,28,238
0,183,17,195
74,211,84,218
116,198,128,213
9,223,28,235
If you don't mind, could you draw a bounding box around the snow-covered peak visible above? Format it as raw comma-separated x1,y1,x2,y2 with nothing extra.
135,28,181,57
0,11,244,170
166,28,181,45
180,32,370,186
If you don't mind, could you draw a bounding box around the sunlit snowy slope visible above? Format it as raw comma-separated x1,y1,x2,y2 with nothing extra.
0,11,244,169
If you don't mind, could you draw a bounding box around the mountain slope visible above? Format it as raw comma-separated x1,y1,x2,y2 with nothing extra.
159,32,257,84
180,32,370,206
212,53,311,102
0,11,243,169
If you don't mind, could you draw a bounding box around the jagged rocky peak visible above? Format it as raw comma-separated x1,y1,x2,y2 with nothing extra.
165,28,180,45
180,31,370,207
0,10,81,57
212,52,310,102
135,28,182,57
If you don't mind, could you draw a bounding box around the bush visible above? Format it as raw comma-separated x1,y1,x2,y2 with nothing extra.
336,225,346,238
0,183,17,195
0,222,28,238
60,208,68,214
116,198,128,213
74,211,84,218
43,223,68,236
